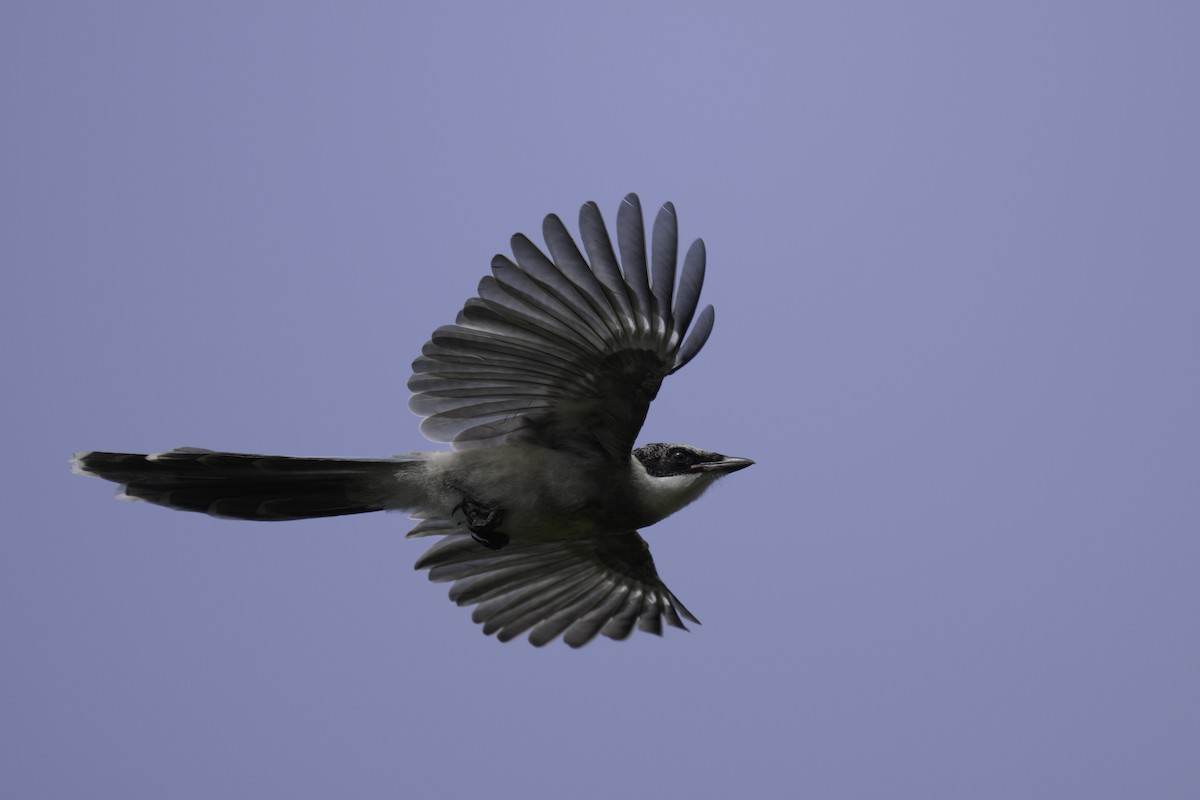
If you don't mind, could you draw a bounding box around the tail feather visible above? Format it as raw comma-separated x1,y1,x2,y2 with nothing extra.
72,447,418,521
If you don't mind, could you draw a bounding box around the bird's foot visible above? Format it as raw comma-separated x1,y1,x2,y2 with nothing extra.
455,499,508,550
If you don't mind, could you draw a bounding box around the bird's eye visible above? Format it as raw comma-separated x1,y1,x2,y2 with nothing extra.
669,448,691,465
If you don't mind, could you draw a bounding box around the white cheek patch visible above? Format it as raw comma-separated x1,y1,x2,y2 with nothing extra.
631,464,716,520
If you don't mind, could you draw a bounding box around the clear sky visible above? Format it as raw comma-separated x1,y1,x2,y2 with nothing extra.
4,2,1198,798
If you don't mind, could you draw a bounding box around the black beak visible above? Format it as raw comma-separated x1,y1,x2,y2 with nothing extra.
693,454,755,474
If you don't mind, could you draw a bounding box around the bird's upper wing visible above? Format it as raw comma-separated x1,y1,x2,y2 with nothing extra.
408,194,714,461
410,521,698,647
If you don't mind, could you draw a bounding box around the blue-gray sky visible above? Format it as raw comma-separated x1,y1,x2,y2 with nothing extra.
4,3,1198,798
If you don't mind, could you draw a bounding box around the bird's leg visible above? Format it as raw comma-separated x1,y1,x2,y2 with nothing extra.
454,498,509,550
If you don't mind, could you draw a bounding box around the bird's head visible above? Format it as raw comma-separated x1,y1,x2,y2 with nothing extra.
631,443,754,523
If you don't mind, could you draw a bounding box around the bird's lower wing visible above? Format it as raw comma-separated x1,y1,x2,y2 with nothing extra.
410,521,698,648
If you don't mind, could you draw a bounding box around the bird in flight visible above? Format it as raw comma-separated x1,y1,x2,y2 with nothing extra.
74,194,753,647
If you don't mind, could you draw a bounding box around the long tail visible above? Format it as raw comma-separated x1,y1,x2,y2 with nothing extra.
72,447,423,521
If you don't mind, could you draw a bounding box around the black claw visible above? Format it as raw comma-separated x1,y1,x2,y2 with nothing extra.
454,498,508,549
